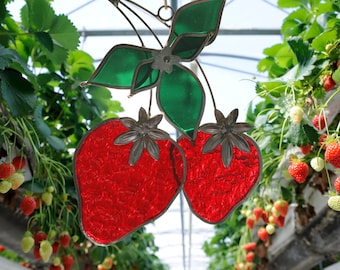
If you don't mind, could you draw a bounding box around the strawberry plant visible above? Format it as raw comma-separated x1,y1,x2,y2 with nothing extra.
0,0,167,269
204,1,340,269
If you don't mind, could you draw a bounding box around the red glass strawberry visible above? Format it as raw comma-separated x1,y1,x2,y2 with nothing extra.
74,108,185,245
177,109,262,223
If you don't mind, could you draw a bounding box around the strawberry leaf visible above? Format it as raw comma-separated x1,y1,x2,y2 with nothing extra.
302,124,320,144
49,15,79,51
34,31,54,52
312,29,338,51
0,68,36,116
287,37,317,79
286,123,309,146
26,0,55,31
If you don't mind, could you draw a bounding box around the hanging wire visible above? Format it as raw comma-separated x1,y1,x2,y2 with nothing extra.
107,0,170,115
124,0,173,26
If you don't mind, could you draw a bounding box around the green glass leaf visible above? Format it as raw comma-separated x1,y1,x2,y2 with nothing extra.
131,60,160,93
157,65,205,140
172,34,210,60
168,0,225,46
0,68,36,116
88,45,154,89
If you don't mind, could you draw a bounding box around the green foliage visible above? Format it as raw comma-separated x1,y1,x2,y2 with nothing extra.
205,0,340,268
0,0,165,269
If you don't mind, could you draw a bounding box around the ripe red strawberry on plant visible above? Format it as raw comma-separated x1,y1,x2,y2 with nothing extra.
245,251,255,262
0,162,15,179
257,227,268,242
0,245,5,252
323,75,336,92
300,144,311,155
319,133,328,150
325,142,340,168
274,199,288,217
52,242,60,254
253,207,263,222
59,232,71,248
20,196,37,216
288,158,309,183
243,242,256,252
312,114,326,130
246,216,255,229
62,255,75,270
34,231,47,245
12,156,26,170
261,210,269,223
334,176,340,194
49,265,63,270
273,215,285,227
33,246,42,260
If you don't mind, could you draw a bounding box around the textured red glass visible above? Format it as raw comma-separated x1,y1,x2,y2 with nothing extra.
74,119,185,245
178,131,262,223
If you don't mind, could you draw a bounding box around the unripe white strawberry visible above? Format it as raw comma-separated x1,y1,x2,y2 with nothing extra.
328,195,340,211
41,192,53,206
289,106,304,124
8,173,25,190
266,223,276,235
47,185,55,193
0,180,12,193
39,240,53,262
310,157,325,172
21,232,34,253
